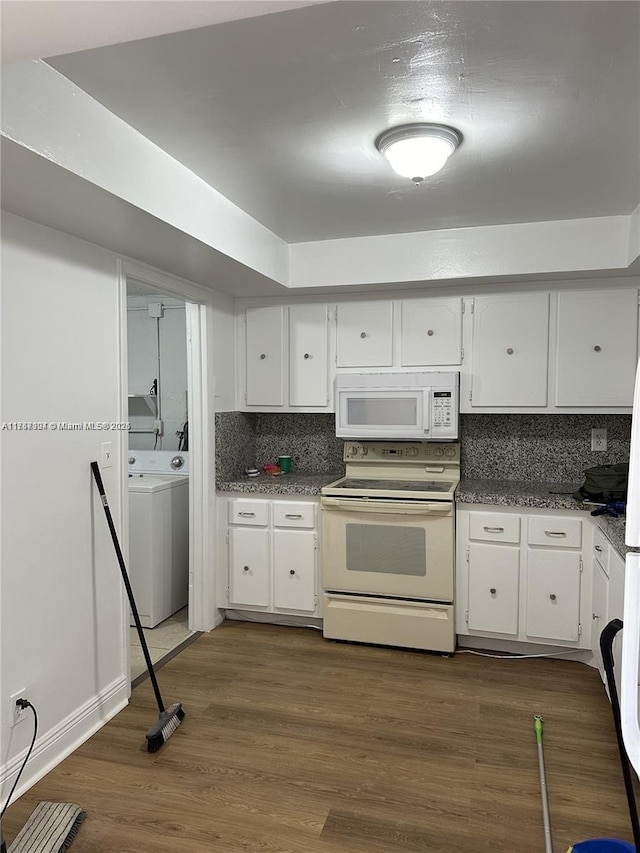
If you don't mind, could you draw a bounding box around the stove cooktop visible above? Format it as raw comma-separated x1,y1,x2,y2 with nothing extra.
327,477,455,493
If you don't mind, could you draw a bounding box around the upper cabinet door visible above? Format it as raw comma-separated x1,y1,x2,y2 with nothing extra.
471,293,550,407
336,302,393,367
245,306,285,407
555,289,638,407
400,297,463,366
289,304,329,407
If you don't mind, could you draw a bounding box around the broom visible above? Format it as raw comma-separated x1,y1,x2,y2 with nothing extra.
90,461,185,752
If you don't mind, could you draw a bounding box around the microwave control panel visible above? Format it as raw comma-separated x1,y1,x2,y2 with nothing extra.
432,390,455,437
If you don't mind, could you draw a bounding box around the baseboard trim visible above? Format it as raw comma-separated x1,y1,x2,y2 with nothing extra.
1,675,128,801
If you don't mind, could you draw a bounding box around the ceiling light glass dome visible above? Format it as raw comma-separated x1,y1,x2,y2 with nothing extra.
376,124,461,183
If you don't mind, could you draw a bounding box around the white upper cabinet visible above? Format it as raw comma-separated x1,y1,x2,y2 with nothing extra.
336,301,393,367
242,304,330,411
555,289,638,407
470,293,550,407
245,305,285,407
400,297,463,366
289,304,330,407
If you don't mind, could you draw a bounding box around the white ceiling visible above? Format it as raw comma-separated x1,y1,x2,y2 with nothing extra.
0,0,325,64
44,0,640,244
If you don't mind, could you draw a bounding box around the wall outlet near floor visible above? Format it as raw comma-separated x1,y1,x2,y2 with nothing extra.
591,428,608,451
9,689,28,727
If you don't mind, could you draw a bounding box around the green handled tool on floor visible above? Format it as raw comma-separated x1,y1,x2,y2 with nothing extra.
534,715,554,853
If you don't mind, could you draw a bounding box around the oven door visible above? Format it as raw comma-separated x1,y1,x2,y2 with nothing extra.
321,497,453,601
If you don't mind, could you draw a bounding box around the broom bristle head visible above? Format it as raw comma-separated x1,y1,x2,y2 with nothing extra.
145,702,184,752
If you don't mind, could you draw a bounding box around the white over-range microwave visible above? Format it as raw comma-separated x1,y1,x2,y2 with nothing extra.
335,372,459,441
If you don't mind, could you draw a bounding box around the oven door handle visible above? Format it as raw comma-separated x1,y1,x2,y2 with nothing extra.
321,498,452,516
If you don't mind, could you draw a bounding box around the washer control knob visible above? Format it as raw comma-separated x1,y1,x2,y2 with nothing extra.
170,455,185,470
128,456,136,465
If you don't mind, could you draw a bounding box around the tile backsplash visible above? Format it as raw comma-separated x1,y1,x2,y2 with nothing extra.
215,411,632,484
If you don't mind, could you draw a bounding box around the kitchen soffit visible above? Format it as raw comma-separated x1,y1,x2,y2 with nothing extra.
46,1,640,245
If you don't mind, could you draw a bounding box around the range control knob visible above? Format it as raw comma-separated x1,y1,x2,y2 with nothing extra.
349,445,359,456
433,448,444,457
445,447,456,457
408,447,418,457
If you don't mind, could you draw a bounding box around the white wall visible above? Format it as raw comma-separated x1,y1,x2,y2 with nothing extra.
0,212,129,798
210,292,236,412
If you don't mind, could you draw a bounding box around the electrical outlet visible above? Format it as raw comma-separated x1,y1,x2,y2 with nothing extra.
591,428,608,451
9,689,27,728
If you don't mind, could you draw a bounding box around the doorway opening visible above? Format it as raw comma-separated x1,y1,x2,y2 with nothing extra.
118,259,219,687
126,284,194,679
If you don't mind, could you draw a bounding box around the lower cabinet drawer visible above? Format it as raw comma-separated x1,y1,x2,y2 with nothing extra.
273,501,316,528
322,594,454,653
228,499,269,526
527,516,582,548
469,512,521,544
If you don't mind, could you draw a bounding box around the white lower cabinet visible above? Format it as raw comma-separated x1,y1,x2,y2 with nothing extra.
524,549,582,642
457,505,592,649
229,528,270,608
224,496,320,616
590,527,626,688
467,542,520,634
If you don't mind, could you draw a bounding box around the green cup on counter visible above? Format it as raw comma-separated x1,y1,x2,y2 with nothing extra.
278,455,292,473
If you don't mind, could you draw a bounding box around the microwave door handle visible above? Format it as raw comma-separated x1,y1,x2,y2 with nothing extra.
322,498,451,516
423,391,431,436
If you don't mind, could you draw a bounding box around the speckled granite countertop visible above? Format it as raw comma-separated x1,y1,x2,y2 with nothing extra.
217,471,344,496
216,473,631,555
456,478,630,556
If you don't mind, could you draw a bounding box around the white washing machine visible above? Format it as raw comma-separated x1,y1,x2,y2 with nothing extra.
128,451,189,628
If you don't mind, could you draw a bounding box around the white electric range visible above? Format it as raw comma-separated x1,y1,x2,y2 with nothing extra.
321,441,460,653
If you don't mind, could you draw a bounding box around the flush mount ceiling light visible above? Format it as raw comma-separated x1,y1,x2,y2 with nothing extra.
375,123,461,184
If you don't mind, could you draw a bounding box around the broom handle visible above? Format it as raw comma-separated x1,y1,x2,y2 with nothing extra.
90,462,166,713
600,619,640,851
534,715,554,853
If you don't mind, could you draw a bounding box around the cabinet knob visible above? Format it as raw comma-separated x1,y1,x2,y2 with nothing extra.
427,329,434,336
490,588,497,595
593,612,599,620
243,565,250,572
549,594,557,601
289,569,295,576
259,353,266,360
506,347,514,355
594,345,602,352
304,353,311,359
360,331,367,339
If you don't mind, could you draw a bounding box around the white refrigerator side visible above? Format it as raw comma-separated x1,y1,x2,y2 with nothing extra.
622,356,640,778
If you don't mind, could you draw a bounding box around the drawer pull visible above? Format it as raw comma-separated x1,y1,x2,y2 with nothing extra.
243,565,250,572
289,569,295,576
544,530,567,537
285,513,303,519
549,594,557,601
238,511,256,517
490,588,497,595
595,545,603,552
484,526,504,533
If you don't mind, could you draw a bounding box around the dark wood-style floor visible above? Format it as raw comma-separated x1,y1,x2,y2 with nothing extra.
3,622,636,852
